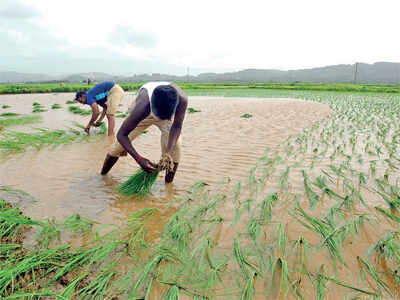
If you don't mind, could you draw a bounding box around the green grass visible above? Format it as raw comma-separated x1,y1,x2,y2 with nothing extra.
2,82,400,95
0,115,41,127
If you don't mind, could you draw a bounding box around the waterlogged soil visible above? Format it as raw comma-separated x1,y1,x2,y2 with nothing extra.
0,93,330,227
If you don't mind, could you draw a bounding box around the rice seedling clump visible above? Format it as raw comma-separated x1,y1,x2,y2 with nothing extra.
68,106,91,115
188,107,201,113
117,154,174,197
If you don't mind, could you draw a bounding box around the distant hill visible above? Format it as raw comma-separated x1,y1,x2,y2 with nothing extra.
1,62,400,84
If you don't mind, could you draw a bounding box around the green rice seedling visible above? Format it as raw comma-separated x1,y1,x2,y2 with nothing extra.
0,115,41,127
164,213,192,250
32,102,47,113
313,175,345,201
357,256,391,296
164,285,179,299
2,105,10,109
0,113,19,117
291,236,311,270
240,272,256,300
117,168,160,197
59,272,88,299
131,254,164,297
0,208,43,242
375,206,400,223
142,130,148,134
240,113,253,118
367,231,400,264
0,128,89,152
144,276,153,300
51,241,122,284
51,103,62,109
318,273,377,297
233,237,261,278
247,215,262,241
279,167,290,190
316,265,327,300
0,245,70,295
35,218,61,249
275,224,287,256
270,257,289,297
188,107,201,113
125,208,157,250
65,100,74,104
293,206,345,268
4,289,64,299
375,189,400,209
68,105,91,115
61,213,94,233
302,170,319,209
258,193,278,224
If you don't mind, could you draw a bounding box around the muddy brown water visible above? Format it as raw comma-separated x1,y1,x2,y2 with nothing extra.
0,93,331,229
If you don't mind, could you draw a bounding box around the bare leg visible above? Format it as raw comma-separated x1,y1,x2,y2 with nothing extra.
165,162,179,183
101,154,119,175
106,114,115,136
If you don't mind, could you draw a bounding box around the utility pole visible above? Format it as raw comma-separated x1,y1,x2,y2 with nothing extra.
353,62,358,84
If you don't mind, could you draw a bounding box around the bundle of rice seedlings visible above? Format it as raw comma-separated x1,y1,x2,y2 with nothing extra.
32,102,47,113
188,107,201,113
68,106,91,115
2,105,10,109
0,113,19,117
240,113,253,118
117,154,174,197
66,100,74,104
51,103,62,109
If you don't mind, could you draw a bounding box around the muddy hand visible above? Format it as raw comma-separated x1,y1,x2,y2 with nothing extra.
84,125,91,134
139,158,158,173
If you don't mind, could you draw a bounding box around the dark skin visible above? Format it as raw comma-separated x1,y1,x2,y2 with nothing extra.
76,94,115,136
102,84,188,183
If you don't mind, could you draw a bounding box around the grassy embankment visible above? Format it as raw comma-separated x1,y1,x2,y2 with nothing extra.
1,82,400,95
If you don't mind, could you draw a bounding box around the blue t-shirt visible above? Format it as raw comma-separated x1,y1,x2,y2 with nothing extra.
86,82,115,106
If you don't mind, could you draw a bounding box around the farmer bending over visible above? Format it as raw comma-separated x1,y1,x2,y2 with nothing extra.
75,81,125,136
101,82,188,183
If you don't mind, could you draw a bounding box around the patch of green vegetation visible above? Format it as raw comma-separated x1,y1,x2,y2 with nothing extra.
68,105,91,115
240,113,253,118
0,115,41,127
32,102,47,113
0,113,19,117
116,112,128,118
65,100,75,104
188,107,201,113
51,103,62,109
1,105,10,109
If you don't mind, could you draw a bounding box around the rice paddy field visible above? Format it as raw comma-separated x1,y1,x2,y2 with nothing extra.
1,87,400,299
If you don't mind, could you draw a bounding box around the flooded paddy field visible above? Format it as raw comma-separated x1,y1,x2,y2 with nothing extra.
1,90,400,299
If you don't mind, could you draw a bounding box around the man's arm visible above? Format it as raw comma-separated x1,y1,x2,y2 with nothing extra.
94,103,107,126
116,94,157,173
166,86,188,155
85,102,100,133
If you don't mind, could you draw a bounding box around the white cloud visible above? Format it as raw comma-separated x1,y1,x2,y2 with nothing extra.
1,0,399,74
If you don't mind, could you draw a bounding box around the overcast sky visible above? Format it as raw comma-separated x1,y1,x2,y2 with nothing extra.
1,0,399,75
